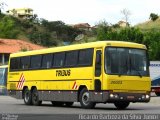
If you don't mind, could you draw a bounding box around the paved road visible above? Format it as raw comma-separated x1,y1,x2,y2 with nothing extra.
0,95,160,120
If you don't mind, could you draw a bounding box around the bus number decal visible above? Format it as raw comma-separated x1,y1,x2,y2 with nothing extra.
110,80,122,84
56,69,71,76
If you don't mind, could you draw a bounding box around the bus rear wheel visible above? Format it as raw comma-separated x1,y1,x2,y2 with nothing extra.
79,88,96,109
114,101,130,109
32,88,42,106
24,88,32,105
155,92,160,96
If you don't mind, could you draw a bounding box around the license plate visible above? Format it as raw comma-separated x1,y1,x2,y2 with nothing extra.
127,96,135,99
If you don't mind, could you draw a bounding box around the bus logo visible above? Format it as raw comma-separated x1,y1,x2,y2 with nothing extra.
72,81,78,90
17,73,25,90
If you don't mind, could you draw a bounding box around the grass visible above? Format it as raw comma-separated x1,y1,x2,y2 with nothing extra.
135,18,160,31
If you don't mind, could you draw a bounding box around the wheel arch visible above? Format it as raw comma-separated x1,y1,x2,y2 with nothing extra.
22,86,28,99
22,86,37,98
31,86,37,92
77,85,87,102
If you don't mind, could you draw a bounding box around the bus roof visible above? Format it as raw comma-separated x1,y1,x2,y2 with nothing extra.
10,41,146,57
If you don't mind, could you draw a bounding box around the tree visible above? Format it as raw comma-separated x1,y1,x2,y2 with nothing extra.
0,2,7,14
143,31,160,60
0,16,19,38
121,8,131,26
96,20,112,40
41,20,81,42
118,27,144,43
149,13,159,21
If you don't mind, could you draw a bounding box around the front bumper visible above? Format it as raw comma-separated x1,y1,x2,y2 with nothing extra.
89,91,150,103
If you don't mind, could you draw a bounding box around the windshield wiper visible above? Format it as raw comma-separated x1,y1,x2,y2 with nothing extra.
129,58,142,78
118,58,128,77
135,69,142,78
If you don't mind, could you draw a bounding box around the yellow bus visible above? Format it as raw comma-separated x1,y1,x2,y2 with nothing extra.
7,41,151,109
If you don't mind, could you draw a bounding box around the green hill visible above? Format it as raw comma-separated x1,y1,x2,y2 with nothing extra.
135,17,160,31
0,13,81,47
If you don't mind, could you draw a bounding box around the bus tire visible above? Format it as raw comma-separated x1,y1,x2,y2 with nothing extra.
24,88,32,105
155,92,160,96
65,102,74,107
114,101,130,109
79,88,96,109
32,88,42,106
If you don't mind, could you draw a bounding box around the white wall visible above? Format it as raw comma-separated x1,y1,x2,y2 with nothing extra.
149,61,160,80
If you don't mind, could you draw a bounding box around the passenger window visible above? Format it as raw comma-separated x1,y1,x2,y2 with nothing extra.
65,51,78,67
53,52,65,67
78,48,93,66
21,56,30,70
42,54,53,68
10,57,21,71
30,55,42,69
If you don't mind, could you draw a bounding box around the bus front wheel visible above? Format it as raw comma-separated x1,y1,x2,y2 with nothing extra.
114,101,130,109
79,88,96,109
32,88,42,106
24,88,32,105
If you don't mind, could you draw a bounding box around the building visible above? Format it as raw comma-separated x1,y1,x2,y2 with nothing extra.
0,39,45,65
149,61,160,80
73,23,91,31
6,8,33,19
118,21,129,27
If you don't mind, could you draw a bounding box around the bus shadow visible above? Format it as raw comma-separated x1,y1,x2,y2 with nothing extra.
16,103,158,111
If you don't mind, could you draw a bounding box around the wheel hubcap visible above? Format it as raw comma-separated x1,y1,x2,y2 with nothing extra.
33,92,38,102
25,92,29,102
82,92,89,105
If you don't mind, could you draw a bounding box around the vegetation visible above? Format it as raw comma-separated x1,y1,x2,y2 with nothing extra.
0,14,81,47
0,12,160,60
95,20,160,60
149,13,159,21
121,8,131,26
135,18,160,31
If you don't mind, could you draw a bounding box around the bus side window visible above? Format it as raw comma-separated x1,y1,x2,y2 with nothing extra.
65,51,78,67
53,52,65,68
95,50,101,76
30,55,42,69
10,58,20,71
78,48,93,66
20,56,30,70
42,54,53,68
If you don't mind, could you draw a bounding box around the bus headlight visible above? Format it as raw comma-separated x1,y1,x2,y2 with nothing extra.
146,94,150,99
110,94,119,99
110,94,114,98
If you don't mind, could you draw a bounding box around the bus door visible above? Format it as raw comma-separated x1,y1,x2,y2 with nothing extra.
94,49,102,92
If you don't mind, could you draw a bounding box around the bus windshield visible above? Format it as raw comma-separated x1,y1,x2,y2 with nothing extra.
0,68,5,85
105,47,149,76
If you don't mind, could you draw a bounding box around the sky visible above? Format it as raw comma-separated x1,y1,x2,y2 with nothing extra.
1,0,160,26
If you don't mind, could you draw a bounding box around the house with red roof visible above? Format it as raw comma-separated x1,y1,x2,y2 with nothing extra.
73,23,91,31
0,39,45,65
